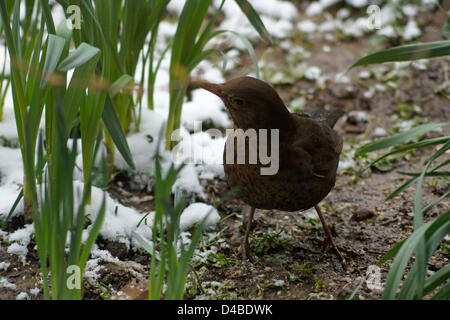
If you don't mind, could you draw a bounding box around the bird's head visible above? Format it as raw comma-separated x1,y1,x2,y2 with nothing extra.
190,76,293,130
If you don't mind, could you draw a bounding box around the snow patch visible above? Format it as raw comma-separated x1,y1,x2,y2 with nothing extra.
180,203,220,231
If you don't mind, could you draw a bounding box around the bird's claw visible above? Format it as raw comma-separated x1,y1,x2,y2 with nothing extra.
322,237,346,266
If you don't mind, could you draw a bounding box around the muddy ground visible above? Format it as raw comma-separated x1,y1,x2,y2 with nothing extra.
0,3,449,300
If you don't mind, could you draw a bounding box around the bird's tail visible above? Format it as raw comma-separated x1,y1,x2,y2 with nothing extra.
310,108,344,128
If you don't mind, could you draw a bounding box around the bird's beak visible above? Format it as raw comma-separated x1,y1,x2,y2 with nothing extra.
189,80,225,98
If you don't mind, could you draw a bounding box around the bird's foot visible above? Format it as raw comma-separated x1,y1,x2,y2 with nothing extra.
236,240,254,261
322,236,346,266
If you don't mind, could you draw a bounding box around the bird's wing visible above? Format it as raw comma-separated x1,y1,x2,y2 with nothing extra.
289,115,343,178
293,111,343,155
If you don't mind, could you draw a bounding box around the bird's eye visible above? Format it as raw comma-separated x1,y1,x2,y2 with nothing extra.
231,97,245,106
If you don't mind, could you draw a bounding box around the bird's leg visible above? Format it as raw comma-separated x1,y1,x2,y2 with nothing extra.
314,205,346,264
237,206,256,261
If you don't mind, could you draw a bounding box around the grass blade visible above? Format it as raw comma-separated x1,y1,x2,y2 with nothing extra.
234,0,272,44
40,0,56,34
356,123,449,156
58,43,101,72
347,40,450,71
109,74,133,98
102,94,136,170
424,264,450,297
431,281,450,300
360,136,449,172
422,190,450,214
382,210,450,299
41,34,66,88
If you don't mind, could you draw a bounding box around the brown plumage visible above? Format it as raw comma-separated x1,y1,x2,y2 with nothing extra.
191,76,345,263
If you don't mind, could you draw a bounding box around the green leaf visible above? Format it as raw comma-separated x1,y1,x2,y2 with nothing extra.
234,0,272,44
382,210,450,299
361,136,449,172
386,175,418,200
56,18,74,49
62,43,101,131
230,31,261,79
41,35,66,88
185,49,218,72
58,42,101,72
356,123,449,156
79,198,106,269
431,281,450,300
3,189,23,227
372,158,393,172
377,239,406,266
398,171,450,177
424,265,450,296
347,40,450,72
422,190,450,214
40,0,56,34
442,23,450,40
102,95,136,170
109,74,134,98
132,231,159,260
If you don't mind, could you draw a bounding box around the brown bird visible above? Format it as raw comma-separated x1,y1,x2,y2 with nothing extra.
190,76,345,263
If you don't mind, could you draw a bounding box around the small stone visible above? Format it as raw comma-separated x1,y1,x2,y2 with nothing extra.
351,208,375,221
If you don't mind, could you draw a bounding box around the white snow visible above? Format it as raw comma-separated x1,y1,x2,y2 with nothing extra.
348,111,369,123
30,287,41,296
304,66,322,81
74,181,151,249
306,2,324,16
304,208,319,220
342,17,369,38
380,5,398,27
6,224,34,261
0,105,19,145
363,87,376,99
318,20,338,33
0,262,10,271
249,0,298,21
181,90,230,131
412,59,429,71
261,16,294,39
297,20,317,33
373,127,388,137
338,156,357,173
7,243,28,260
346,0,368,8
84,257,103,285
378,25,397,38
403,19,421,41
402,5,418,17
421,0,438,9
16,292,30,300
358,71,371,80
322,45,331,53
172,164,207,200
0,45,11,76
180,203,220,231
271,279,285,287
336,8,350,20
0,277,16,289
